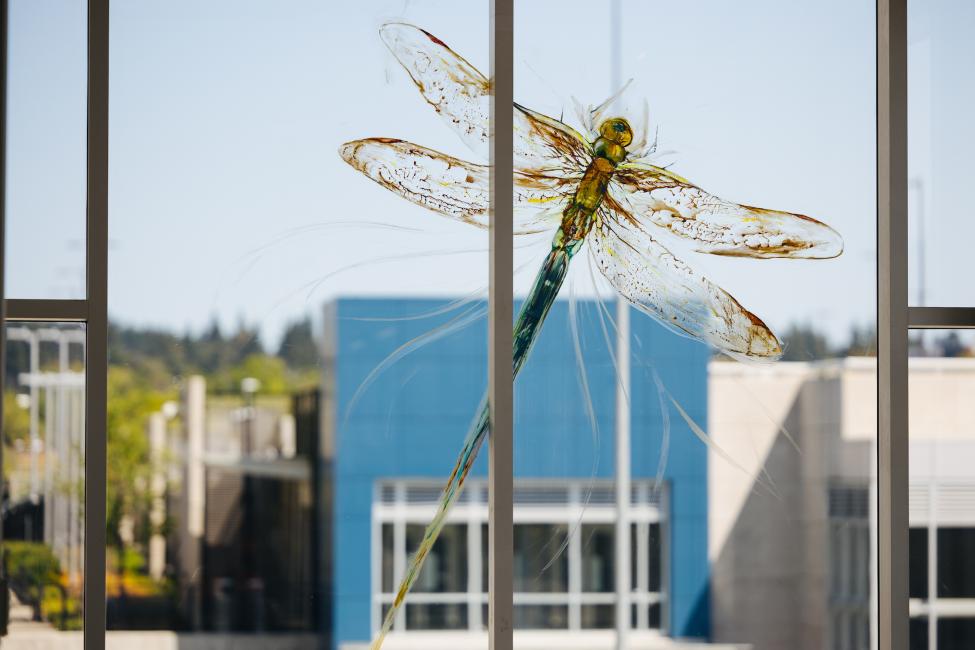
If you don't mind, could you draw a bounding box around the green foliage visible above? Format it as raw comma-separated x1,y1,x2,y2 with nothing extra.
277,315,320,370
3,391,31,445
4,541,62,622
106,366,170,553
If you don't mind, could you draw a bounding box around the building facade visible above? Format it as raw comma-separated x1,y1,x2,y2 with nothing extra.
324,298,713,650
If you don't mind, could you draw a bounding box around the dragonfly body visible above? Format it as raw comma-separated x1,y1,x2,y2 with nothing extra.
340,23,843,649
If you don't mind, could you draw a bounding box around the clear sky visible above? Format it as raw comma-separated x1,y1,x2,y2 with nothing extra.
6,0,965,351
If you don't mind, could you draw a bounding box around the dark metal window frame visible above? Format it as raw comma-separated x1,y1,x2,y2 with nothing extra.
0,0,109,647
0,1,938,649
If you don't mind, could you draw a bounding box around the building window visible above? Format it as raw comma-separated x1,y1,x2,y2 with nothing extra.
937,528,975,598
828,485,871,650
374,479,666,633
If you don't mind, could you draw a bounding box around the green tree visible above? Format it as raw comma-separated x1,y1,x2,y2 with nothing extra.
780,323,835,361
277,315,319,370
5,541,61,622
106,366,170,594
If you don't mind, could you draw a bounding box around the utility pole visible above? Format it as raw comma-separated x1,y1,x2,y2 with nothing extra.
611,2,631,648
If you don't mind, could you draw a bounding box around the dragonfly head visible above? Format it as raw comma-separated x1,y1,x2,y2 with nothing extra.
598,118,633,148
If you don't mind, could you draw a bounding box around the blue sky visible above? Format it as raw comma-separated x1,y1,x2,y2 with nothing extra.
8,0,960,350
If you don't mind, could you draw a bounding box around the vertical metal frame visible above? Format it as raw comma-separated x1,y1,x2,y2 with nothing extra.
84,0,109,646
877,0,908,649
0,0,8,632
488,0,514,649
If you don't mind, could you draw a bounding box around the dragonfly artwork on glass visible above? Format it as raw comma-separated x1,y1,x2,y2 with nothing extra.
340,22,842,648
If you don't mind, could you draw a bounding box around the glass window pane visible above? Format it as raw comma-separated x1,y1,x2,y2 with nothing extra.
405,604,467,631
909,527,928,599
108,0,490,643
514,524,568,593
4,1,87,299
908,0,975,306
938,618,975,650
514,0,875,645
648,522,661,593
580,604,614,629
937,528,975,598
406,524,467,593
910,617,929,650
3,323,85,643
381,523,394,593
581,524,614,593
514,605,568,630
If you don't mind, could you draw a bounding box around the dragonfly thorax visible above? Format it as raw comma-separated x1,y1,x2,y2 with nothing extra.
594,117,632,164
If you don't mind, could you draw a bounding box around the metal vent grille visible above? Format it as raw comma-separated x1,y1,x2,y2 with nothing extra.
513,486,568,506
936,482,975,524
909,484,929,523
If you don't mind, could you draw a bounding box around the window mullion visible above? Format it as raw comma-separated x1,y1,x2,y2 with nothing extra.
877,1,909,650
488,0,514,649
83,0,110,647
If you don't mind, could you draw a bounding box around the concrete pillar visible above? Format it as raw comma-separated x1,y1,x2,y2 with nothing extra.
148,412,167,580
181,375,207,629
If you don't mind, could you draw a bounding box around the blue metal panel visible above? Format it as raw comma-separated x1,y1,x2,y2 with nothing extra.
331,298,710,647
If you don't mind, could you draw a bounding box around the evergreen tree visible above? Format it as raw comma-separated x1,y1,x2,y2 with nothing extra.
277,316,320,370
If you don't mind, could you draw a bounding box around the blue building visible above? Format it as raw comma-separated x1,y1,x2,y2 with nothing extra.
324,298,711,649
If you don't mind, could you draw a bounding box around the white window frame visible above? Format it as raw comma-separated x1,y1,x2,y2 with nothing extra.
371,479,667,637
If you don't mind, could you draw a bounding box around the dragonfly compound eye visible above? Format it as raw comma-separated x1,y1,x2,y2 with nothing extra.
599,118,633,147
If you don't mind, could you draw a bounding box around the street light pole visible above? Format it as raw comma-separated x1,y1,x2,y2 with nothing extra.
610,2,631,648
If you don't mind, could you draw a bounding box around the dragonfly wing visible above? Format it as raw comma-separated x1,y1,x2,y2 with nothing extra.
590,211,782,360
514,103,593,178
610,162,843,259
380,23,491,159
380,23,592,176
340,138,566,234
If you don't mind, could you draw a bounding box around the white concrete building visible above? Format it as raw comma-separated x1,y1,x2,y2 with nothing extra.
709,357,975,650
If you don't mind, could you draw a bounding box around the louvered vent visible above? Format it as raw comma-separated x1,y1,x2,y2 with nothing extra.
513,486,569,506
936,482,975,525
909,484,929,523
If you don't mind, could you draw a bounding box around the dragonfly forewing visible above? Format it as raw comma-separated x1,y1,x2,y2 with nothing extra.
381,23,592,180
340,137,569,234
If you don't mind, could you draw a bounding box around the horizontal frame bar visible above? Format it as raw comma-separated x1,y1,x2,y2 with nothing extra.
5,299,89,322
908,307,975,329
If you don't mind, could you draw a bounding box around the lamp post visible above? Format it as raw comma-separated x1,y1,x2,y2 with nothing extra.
239,377,264,631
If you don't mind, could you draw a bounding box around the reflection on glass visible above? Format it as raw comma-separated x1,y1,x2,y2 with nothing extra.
580,604,614,630
515,605,567,630
582,525,614,593
514,524,568,593
3,323,85,641
405,604,467,631
406,524,467,593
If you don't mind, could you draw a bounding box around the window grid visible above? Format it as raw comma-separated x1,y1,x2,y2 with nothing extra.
372,480,667,635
